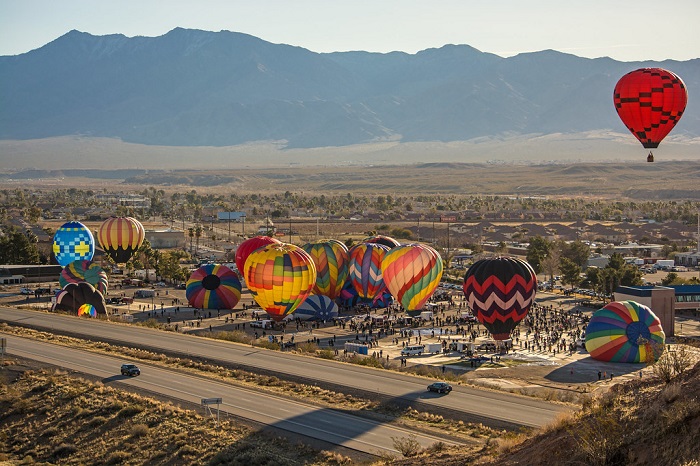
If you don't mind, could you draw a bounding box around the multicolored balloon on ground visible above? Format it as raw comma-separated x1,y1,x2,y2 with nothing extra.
381,243,443,312
338,280,393,309
463,257,537,340
52,221,95,266
348,243,390,301
59,260,108,295
185,263,242,310
97,216,145,264
243,243,316,321
363,235,400,249
78,303,97,317
235,236,281,273
585,300,665,363
293,295,339,322
53,282,106,315
302,239,349,300
613,68,687,161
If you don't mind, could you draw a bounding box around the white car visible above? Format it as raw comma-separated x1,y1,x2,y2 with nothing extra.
20,287,33,295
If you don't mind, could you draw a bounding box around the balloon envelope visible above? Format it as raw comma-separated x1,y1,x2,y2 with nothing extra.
293,295,339,322
613,68,687,149
53,282,107,315
186,263,242,310
97,217,145,264
52,221,95,266
243,243,316,321
463,257,537,340
78,303,97,317
585,300,665,363
381,243,443,312
348,243,390,301
338,280,393,309
60,260,108,295
235,236,281,274
363,235,400,249
302,239,349,300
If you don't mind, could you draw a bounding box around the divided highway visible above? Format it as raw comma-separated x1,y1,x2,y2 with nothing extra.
0,308,569,430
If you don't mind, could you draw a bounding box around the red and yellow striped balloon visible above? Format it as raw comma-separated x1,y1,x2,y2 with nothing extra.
243,243,316,321
97,217,145,264
381,243,443,311
302,239,349,300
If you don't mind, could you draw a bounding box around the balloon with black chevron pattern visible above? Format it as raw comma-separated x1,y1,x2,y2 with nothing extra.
462,257,537,341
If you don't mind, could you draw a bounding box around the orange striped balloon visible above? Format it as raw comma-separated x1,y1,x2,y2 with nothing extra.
97,216,145,264
381,243,443,311
243,243,316,322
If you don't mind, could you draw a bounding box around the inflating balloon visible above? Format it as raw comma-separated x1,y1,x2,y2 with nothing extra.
186,263,242,310
585,300,665,363
78,303,97,317
463,257,537,340
53,282,107,315
381,243,443,312
60,260,108,295
302,239,349,300
363,235,400,249
348,243,390,301
52,221,95,267
243,243,316,322
235,236,281,274
338,280,393,309
97,217,145,264
613,68,687,162
293,295,339,322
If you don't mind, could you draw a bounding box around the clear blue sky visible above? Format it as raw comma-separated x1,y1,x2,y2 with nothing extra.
1,0,698,61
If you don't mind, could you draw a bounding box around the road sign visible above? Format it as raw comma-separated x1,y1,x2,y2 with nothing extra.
201,397,222,406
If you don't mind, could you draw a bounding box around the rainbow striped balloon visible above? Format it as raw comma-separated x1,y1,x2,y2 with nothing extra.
78,303,97,317
585,300,665,363
243,243,316,321
60,260,108,295
463,257,537,340
381,243,443,312
348,243,390,301
302,239,349,300
186,264,242,310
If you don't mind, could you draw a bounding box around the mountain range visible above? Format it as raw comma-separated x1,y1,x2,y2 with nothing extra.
0,28,698,156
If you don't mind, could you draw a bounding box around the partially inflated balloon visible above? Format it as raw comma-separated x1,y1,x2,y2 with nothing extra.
52,221,95,266
78,303,97,317
381,243,443,311
302,239,349,300
97,217,145,264
463,257,537,340
348,243,390,301
293,295,339,322
363,235,400,249
53,282,106,315
60,260,108,295
235,236,281,274
243,243,316,321
186,263,242,310
585,300,665,363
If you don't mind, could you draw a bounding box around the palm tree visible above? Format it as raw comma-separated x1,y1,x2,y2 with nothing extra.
188,227,194,254
195,225,203,256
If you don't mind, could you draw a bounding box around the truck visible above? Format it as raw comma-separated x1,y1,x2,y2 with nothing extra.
424,343,443,354
419,310,434,321
133,289,155,298
653,259,675,270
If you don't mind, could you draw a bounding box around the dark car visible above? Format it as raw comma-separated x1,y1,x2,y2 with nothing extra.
427,382,452,394
120,363,140,376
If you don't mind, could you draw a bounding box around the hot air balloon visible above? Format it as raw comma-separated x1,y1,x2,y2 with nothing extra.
234,236,281,274
338,280,393,309
243,243,316,322
292,295,339,322
53,282,107,315
78,303,97,317
613,68,688,162
462,257,537,340
97,217,145,264
52,221,95,267
302,239,349,300
347,243,390,301
59,260,109,295
185,263,242,310
381,243,443,313
585,300,665,363
363,234,400,249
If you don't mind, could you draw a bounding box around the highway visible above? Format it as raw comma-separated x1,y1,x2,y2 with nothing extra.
0,307,568,430
3,333,462,456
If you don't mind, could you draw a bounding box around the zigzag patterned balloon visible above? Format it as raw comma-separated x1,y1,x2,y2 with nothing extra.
302,239,349,300
462,257,537,340
381,243,443,311
348,243,390,301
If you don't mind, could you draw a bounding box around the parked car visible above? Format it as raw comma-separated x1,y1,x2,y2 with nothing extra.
120,363,140,376
476,342,497,352
427,382,452,394
401,345,425,356
19,287,32,295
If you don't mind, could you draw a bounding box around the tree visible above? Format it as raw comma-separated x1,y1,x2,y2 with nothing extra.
0,227,40,264
541,247,561,285
561,240,590,268
526,236,551,274
559,257,581,289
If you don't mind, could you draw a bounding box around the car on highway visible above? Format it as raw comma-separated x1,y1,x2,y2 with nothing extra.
427,382,452,394
120,363,140,376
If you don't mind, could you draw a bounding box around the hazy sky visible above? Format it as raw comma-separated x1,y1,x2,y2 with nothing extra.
1,0,698,61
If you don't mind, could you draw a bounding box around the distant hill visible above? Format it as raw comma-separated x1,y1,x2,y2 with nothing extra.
1,28,698,152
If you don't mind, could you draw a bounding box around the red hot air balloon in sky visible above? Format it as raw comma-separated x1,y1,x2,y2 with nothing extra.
613,68,688,162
